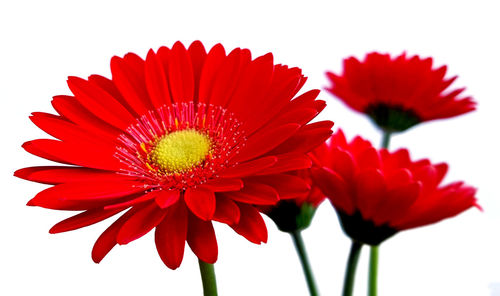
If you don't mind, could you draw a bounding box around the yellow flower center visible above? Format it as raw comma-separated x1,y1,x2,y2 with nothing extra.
150,129,211,173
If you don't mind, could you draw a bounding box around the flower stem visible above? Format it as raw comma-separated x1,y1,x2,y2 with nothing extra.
343,241,363,296
382,130,392,149
198,259,218,296
368,246,379,296
291,230,319,296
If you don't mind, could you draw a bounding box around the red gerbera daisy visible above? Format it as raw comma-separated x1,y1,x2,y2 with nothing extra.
262,164,326,296
311,130,478,245
15,41,333,269
326,52,476,132
264,159,325,233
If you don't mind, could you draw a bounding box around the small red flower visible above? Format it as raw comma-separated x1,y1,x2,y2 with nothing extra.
326,52,476,132
15,41,333,269
264,168,326,232
311,130,479,245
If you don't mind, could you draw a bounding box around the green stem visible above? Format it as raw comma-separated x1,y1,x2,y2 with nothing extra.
198,259,218,296
381,130,392,149
291,231,319,296
343,241,363,296
368,246,379,296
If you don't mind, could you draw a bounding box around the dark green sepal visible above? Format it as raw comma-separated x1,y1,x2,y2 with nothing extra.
267,201,317,233
366,104,421,132
337,210,397,246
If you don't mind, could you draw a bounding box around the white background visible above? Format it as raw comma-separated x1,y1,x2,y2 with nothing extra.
1,0,499,295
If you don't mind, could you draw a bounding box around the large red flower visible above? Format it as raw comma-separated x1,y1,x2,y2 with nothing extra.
311,130,478,245
15,41,333,269
326,52,476,132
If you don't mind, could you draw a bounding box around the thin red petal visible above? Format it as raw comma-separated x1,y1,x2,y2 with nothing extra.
213,195,240,225
92,206,142,263
200,178,243,192
222,182,279,205
155,190,180,209
220,156,277,178
311,167,355,215
116,202,166,245
187,214,218,263
14,166,131,185
235,124,301,163
145,49,172,109
50,207,124,234
231,203,267,244
155,201,188,269
246,174,310,200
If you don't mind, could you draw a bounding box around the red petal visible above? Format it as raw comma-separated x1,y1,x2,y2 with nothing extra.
372,182,421,226
110,54,151,115
116,202,166,245
14,166,131,185
51,95,121,140
155,190,180,209
354,168,387,220
198,44,226,104
231,203,267,244
235,124,301,163
243,66,305,134
213,195,240,225
200,178,243,192
50,207,124,234
22,140,71,165
329,148,356,184
434,163,449,185
386,168,413,189
268,107,318,127
104,192,156,210
92,206,142,263
311,167,355,214
220,156,277,178
227,53,274,118
155,201,188,269
29,180,146,205
223,182,279,205
27,196,116,211
396,184,477,230
271,122,333,155
23,139,123,171
209,48,250,108
184,187,216,220
145,49,172,109
281,89,321,114
187,214,218,263
30,112,114,147
246,174,310,200
188,41,207,101
357,147,381,169
168,42,194,103
88,75,134,114
67,76,136,130
255,154,312,175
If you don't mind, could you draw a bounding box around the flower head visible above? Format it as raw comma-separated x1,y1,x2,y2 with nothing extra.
264,168,326,233
311,130,479,245
16,41,333,269
326,52,476,132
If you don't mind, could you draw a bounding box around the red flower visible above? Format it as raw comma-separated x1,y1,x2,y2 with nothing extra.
311,130,478,245
264,168,326,232
15,41,333,269
326,52,476,132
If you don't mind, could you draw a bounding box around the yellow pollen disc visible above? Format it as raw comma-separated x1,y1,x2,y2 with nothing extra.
150,129,211,173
